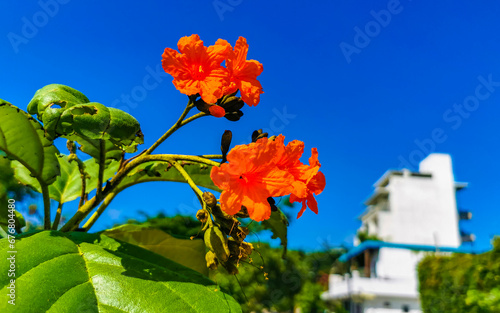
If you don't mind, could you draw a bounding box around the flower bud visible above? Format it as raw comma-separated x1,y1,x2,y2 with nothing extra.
251,129,268,142
196,209,208,223
202,191,217,208
208,105,226,118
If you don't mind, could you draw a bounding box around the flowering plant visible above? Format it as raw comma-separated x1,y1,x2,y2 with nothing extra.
0,35,325,312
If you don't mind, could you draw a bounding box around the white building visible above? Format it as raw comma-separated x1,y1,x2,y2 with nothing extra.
322,154,474,313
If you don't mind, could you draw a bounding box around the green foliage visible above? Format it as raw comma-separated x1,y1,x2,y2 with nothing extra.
213,243,343,313
418,237,500,313
261,209,289,254
0,231,241,312
27,84,143,155
116,161,220,193
0,100,60,234
103,224,208,276
122,213,343,312
12,155,120,204
0,154,32,234
125,213,203,238
0,100,60,185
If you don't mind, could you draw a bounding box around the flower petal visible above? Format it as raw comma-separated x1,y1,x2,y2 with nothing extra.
220,189,244,215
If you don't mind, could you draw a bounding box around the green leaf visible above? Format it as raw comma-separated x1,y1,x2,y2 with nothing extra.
0,231,241,312
261,208,289,255
68,135,125,164
103,224,208,276
12,155,119,203
0,100,60,186
116,162,221,193
27,84,144,157
0,194,25,234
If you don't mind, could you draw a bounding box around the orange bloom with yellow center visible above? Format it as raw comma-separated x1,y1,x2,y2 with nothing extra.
162,34,231,104
210,137,294,222
211,135,325,221
224,37,264,106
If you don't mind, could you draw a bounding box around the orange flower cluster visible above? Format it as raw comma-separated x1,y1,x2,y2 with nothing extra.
162,34,263,112
211,135,325,222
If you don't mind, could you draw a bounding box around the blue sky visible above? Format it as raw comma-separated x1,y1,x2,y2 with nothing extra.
1,1,499,252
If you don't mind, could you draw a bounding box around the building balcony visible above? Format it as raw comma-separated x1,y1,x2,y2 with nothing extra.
322,270,419,301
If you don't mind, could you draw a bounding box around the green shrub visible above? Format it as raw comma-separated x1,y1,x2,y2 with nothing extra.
418,237,500,313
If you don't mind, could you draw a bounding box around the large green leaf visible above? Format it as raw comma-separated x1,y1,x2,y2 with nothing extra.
67,135,125,164
103,224,208,276
0,231,241,312
116,162,221,193
261,209,288,255
27,84,144,158
0,100,60,186
12,155,119,204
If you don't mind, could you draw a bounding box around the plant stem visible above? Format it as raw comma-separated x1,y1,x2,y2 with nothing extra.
59,197,98,232
199,154,223,159
73,157,87,209
170,160,204,205
145,100,194,155
96,139,105,198
82,191,117,232
109,154,219,189
179,111,208,127
62,145,220,232
41,184,51,230
52,202,64,230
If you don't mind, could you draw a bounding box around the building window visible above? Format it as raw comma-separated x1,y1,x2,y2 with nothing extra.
383,301,391,308
402,304,410,312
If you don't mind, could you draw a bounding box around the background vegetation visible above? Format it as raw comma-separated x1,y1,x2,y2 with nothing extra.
418,237,500,313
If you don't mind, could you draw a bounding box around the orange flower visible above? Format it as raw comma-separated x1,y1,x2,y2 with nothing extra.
211,134,325,221
224,37,264,106
289,149,326,218
273,135,326,218
162,34,231,104
211,138,294,221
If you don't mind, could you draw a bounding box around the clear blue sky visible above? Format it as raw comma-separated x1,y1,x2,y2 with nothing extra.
1,1,499,252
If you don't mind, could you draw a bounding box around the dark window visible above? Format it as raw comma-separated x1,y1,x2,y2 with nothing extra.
402,304,410,312
383,301,391,308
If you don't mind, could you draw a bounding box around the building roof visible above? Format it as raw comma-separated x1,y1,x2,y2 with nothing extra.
338,240,477,262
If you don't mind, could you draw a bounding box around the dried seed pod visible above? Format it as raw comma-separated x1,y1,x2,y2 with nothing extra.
205,251,218,270
204,226,230,262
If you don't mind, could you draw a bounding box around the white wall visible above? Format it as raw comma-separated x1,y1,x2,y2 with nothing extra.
369,154,461,247
375,248,423,280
